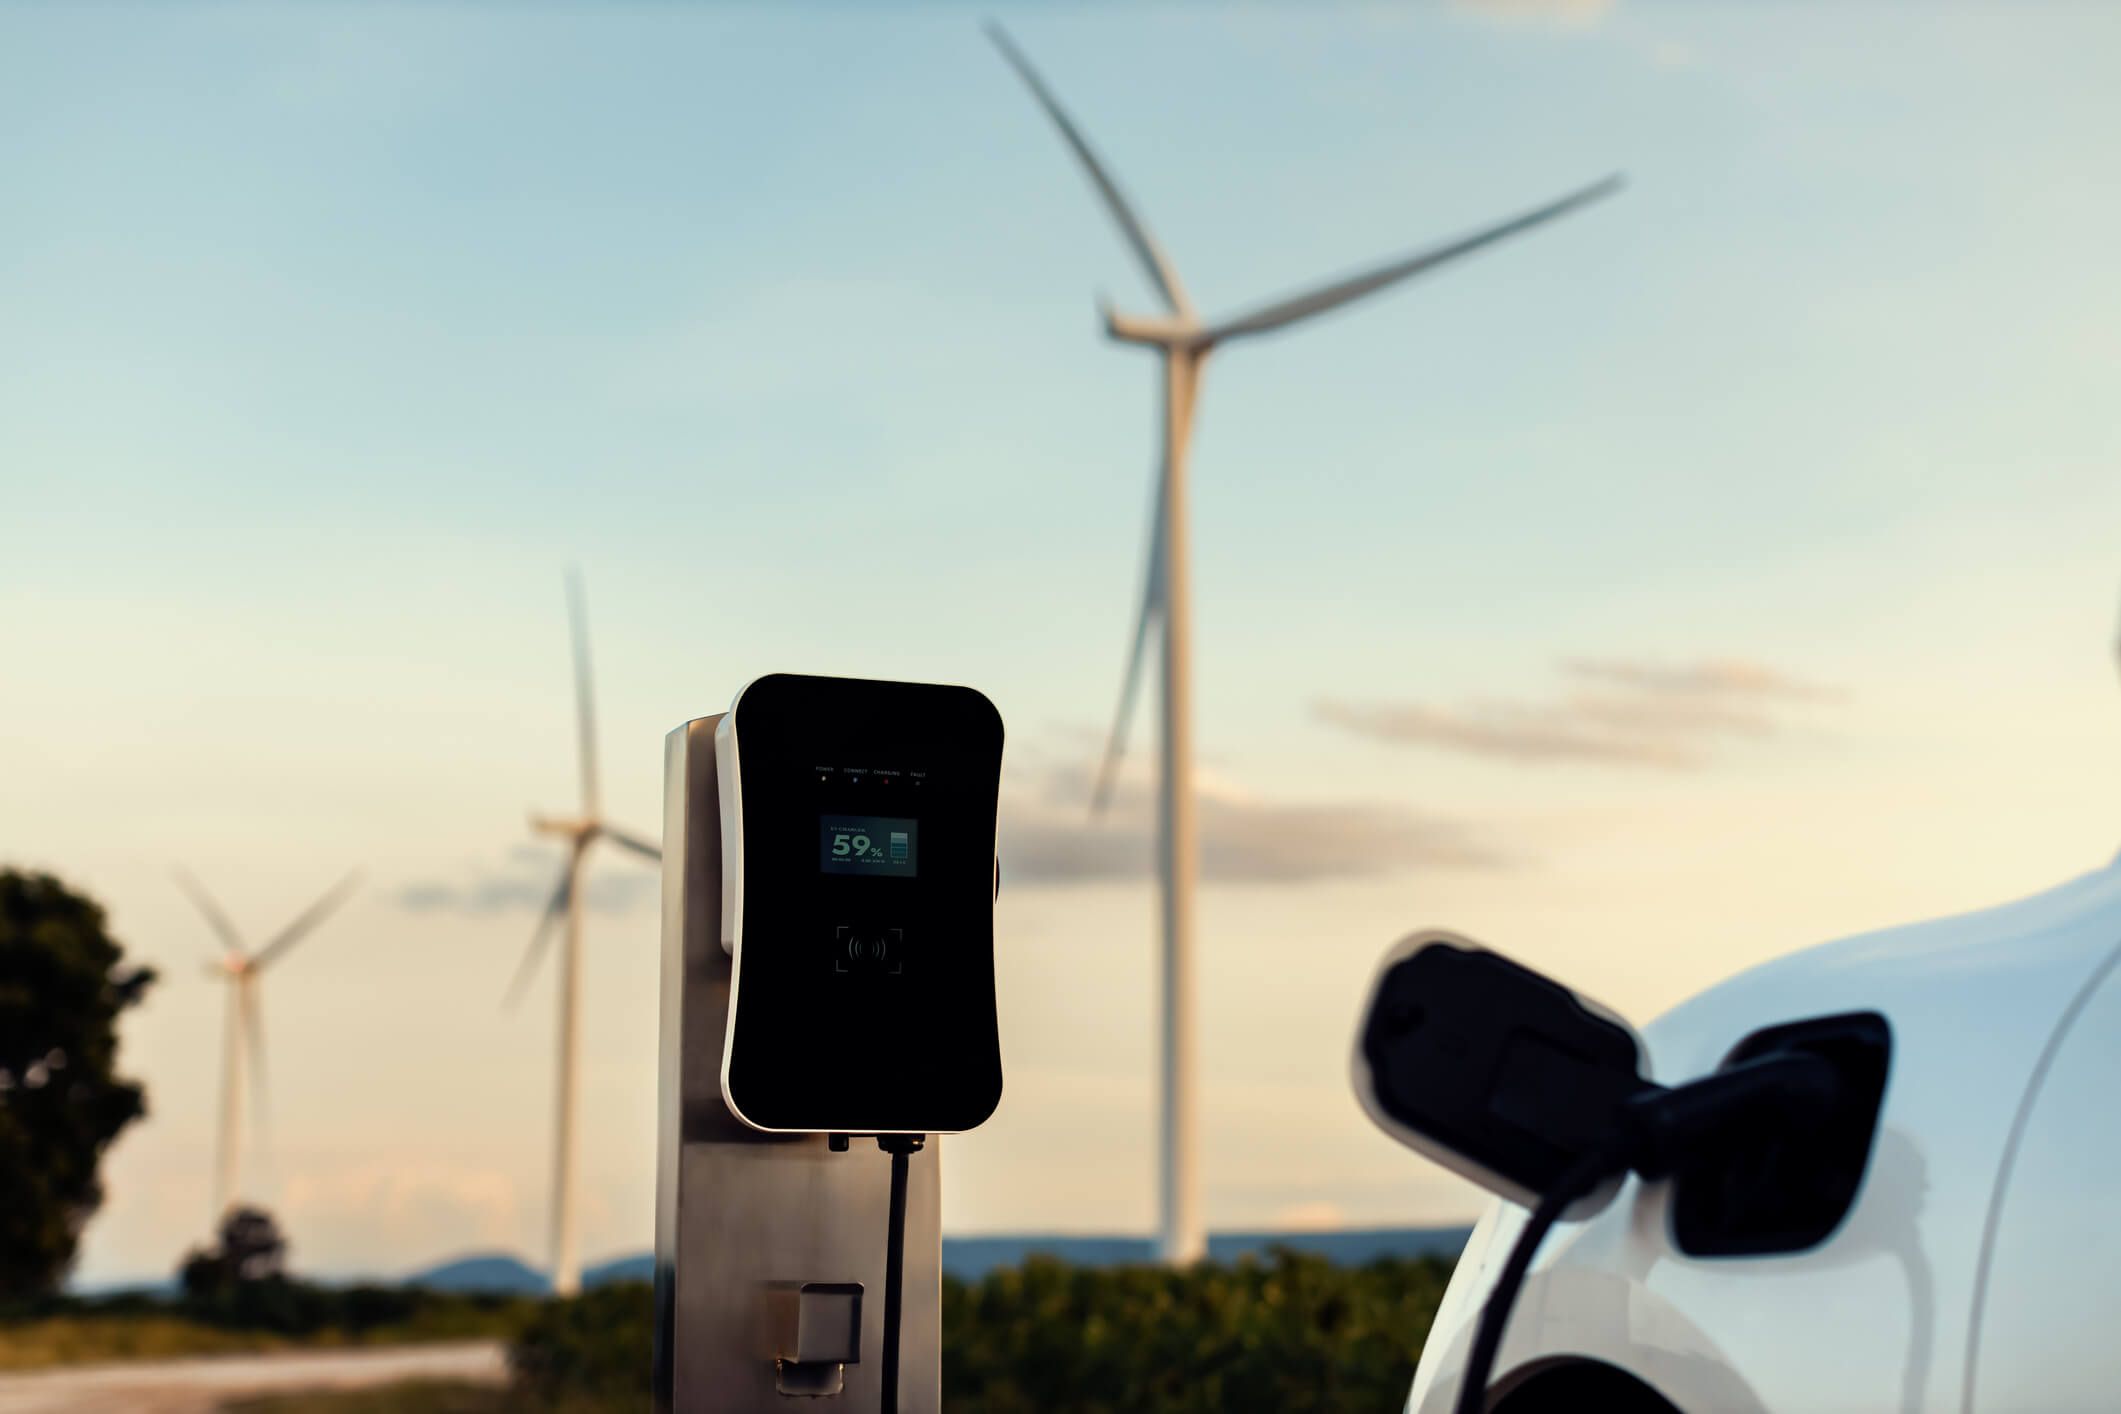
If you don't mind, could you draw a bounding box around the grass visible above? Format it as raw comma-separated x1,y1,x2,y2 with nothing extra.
0,1300,530,1372
0,1314,304,1371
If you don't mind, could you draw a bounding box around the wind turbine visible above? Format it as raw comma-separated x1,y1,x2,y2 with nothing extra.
508,569,660,1297
175,868,362,1229
990,23,1621,1264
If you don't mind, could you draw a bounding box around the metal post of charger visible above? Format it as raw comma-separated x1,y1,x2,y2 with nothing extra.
655,715,943,1412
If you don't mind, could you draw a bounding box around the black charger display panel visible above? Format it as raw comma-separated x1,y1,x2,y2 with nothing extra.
716,673,1005,1136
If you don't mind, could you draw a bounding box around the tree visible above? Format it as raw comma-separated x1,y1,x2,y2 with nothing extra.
180,1205,289,1299
0,869,155,1300
177,1205,313,1330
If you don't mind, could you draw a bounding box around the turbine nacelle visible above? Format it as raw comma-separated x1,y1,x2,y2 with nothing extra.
1103,305,1202,350
529,812,597,842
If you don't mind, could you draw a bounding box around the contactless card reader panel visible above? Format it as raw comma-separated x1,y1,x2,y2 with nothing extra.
716,673,1005,1135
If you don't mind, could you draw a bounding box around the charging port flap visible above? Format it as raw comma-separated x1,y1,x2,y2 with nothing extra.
1669,1011,1892,1258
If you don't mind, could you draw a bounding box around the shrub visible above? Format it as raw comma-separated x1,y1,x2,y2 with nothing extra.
510,1282,654,1404
942,1250,1449,1414
507,1252,1451,1411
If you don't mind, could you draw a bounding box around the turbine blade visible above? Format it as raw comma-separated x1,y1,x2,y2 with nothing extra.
251,870,362,972
1091,463,1167,816
240,978,269,1165
1198,174,1623,346
567,568,602,821
986,21,1195,319
174,868,246,961
505,862,574,1012
599,824,662,863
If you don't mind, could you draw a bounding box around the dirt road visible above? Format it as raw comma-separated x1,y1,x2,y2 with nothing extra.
0,1340,507,1414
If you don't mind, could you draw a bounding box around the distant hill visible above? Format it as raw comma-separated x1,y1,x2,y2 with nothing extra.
401,1226,1472,1293
585,1252,655,1287
939,1226,1473,1279
405,1252,549,1294
403,1250,654,1293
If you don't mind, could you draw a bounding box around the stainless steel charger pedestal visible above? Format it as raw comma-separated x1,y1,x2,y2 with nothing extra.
654,715,942,1413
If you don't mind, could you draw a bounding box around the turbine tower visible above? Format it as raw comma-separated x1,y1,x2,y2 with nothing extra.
990,23,1621,1265
175,868,361,1228
509,569,660,1297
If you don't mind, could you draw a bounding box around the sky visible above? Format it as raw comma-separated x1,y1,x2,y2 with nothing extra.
3,1,2120,1286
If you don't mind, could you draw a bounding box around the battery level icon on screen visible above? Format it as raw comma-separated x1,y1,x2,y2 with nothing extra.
889,831,910,862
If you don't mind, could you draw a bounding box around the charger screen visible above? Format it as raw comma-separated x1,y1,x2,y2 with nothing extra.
820,815,917,878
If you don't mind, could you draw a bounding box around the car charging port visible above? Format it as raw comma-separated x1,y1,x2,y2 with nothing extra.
1449,1015,1891,1414
1664,1011,1892,1258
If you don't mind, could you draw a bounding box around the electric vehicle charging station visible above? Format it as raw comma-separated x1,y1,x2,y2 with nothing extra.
655,674,1004,1413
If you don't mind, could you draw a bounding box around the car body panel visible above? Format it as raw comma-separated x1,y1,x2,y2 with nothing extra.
1407,855,2121,1414
1963,944,2121,1410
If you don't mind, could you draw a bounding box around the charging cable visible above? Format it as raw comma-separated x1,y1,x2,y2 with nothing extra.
1454,1051,1839,1414
877,1134,926,1414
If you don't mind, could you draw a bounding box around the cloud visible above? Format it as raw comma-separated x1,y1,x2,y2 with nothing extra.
1560,657,1841,702
393,844,657,916
1001,759,1505,886
1316,699,1698,768
1448,0,1615,29
1317,657,1844,771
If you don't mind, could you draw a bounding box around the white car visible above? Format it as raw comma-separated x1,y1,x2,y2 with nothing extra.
1392,855,2121,1413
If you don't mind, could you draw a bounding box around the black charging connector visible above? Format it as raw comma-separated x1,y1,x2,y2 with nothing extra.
1620,1050,1841,1182
876,1135,925,1414
1454,1046,1856,1414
